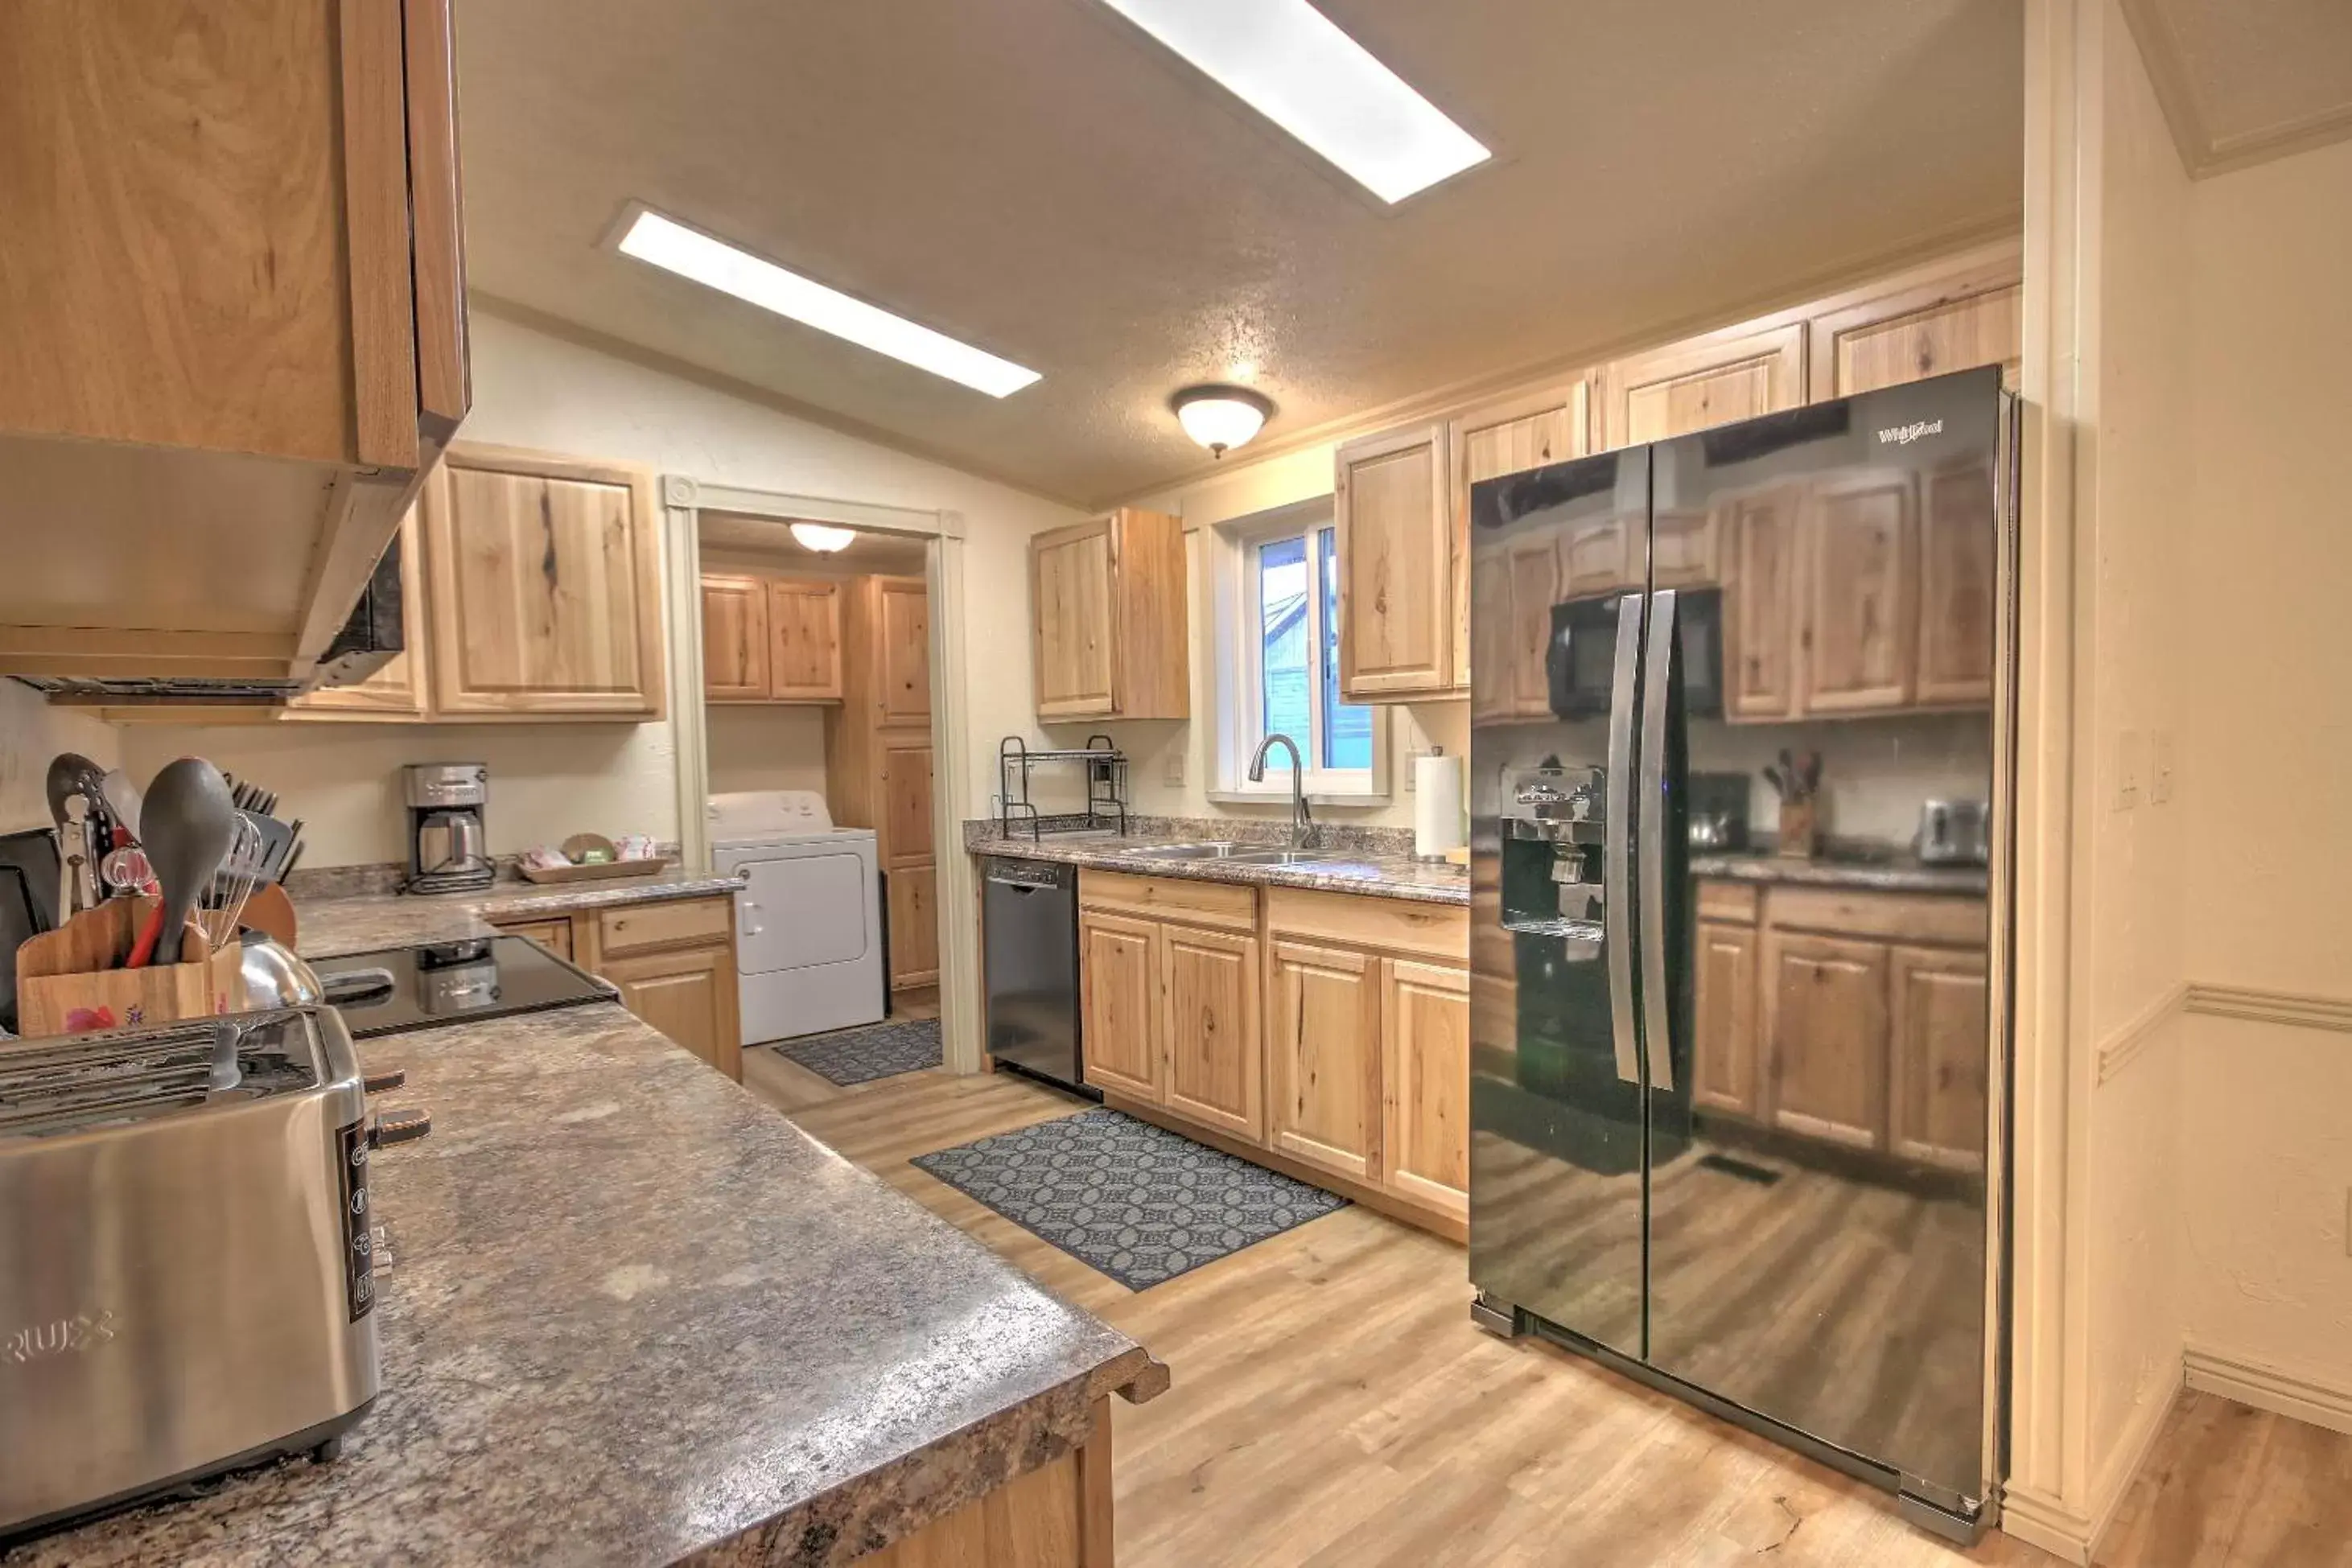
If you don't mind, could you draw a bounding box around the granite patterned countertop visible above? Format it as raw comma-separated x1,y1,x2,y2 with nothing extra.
15,1003,1163,1566
1688,851,1989,896
965,821,1469,907
292,869,750,959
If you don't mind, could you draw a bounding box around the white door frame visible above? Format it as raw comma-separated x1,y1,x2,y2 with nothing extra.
660,475,980,1074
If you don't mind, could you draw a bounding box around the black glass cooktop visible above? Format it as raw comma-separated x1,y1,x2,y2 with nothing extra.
311,936,616,1039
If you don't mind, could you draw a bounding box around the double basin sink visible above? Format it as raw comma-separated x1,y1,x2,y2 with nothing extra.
1120,841,1349,866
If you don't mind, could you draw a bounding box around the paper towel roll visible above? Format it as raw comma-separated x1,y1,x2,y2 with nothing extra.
1414,752,1466,860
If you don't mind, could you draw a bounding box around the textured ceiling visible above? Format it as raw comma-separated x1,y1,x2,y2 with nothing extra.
2122,0,2352,175
455,0,2022,507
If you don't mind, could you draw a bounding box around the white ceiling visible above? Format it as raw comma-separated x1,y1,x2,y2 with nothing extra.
455,0,2022,507
2122,0,2352,175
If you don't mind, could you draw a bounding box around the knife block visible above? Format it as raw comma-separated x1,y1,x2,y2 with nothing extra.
14,898,245,1039
1775,798,1819,861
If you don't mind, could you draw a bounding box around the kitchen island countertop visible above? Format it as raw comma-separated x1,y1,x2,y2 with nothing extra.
12,1002,1162,1566
292,868,749,959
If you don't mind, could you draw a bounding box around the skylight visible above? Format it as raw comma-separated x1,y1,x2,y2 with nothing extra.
616,208,1042,397
1096,0,1489,204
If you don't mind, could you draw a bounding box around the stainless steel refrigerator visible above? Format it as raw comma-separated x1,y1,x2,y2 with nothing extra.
1466,365,2013,1542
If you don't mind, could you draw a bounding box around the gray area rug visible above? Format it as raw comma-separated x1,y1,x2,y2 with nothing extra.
774,1018,942,1086
912,1108,1349,1290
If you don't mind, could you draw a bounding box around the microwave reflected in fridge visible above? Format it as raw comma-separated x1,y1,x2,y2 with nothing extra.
1547,588,1723,721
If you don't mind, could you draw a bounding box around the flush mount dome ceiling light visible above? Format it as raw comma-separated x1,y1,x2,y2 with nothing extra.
789,523,856,553
1172,385,1275,457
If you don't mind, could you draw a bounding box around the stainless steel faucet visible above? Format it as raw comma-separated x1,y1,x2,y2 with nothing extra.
1247,733,1322,849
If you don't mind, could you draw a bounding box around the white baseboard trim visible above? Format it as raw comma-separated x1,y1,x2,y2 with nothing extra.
2000,1366,2183,1566
2185,1345,2352,1436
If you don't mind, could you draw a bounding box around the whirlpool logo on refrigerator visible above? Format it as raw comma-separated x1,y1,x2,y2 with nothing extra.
4,1310,117,1367
1876,418,1945,446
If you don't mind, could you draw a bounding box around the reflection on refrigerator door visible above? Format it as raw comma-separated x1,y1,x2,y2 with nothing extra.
1467,367,2010,1539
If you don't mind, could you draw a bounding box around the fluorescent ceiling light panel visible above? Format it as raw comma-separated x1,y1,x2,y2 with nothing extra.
1097,0,1489,203
616,209,1041,397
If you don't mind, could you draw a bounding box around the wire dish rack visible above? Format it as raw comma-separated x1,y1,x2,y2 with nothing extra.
997,735,1129,841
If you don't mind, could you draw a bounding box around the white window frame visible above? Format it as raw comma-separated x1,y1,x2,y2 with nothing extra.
1205,499,1390,805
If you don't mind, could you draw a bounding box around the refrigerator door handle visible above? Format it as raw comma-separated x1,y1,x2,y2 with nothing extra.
1604,593,1646,1089
1638,588,1679,1093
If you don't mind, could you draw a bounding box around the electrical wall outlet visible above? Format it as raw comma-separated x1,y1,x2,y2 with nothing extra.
2114,729,2143,812
2151,729,2175,805
1162,747,1185,788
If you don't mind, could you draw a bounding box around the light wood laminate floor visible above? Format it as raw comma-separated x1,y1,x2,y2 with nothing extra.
738,1052,2350,1566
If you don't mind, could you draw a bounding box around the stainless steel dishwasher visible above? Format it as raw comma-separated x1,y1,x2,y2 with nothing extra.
981,857,1094,1097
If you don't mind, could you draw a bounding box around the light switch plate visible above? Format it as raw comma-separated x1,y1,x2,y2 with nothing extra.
1162,748,1185,788
2152,730,2175,805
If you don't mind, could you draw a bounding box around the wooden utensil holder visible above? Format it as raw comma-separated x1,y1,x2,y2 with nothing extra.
1775,798,1820,861
14,897,246,1039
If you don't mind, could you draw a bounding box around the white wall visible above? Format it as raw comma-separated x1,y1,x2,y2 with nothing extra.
706,706,828,799
2177,134,2352,1390
0,681,121,833
122,310,1084,866
2079,0,2195,1500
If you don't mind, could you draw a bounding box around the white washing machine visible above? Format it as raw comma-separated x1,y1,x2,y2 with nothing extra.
707,790,884,1044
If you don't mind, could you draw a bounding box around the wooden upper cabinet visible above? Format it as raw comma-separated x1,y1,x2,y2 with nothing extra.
286,508,429,720
1914,465,1999,708
0,0,469,687
879,740,935,865
1160,924,1264,1142
1802,473,1917,714
1336,422,1452,699
766,578,844,702
1560,516,1633,599
1448,385,1590,690
1600,323,1805,451
1809,247,2024,400
1651,508,1720,590
875,578,931,725
700,576,771,702
422,447,665,718
1030,508,1187,720
1720,484,1803,722
1380,958,1471,1223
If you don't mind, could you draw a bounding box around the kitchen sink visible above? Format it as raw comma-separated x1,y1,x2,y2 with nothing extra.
1222,849,1349,865
1118,841,1248,859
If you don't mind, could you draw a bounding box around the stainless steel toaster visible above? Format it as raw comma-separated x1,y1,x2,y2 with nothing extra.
0,1006,424,1542
1916,799,1992,866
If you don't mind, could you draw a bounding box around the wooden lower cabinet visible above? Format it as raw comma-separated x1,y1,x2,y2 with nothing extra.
859,1397,1114,1567
486,893,741,1081
1690,920,1760,1119
498,916,574,962
1074,873,1470,1241
1078,909,1163,1103
1378,959,1472,1224
888,863,941,990
602,945,742,1083
1265,940,1383,1185
1887,945,1989,1172
1160,924,1263,1142
1691,882,1987,1171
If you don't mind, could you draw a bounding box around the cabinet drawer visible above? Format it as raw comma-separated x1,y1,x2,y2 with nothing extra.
1764,886,1984,947
597,896,733,957
1695,880,1760,924
1077,870,1256,932
1265,887,1468,963
493,916,574,961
